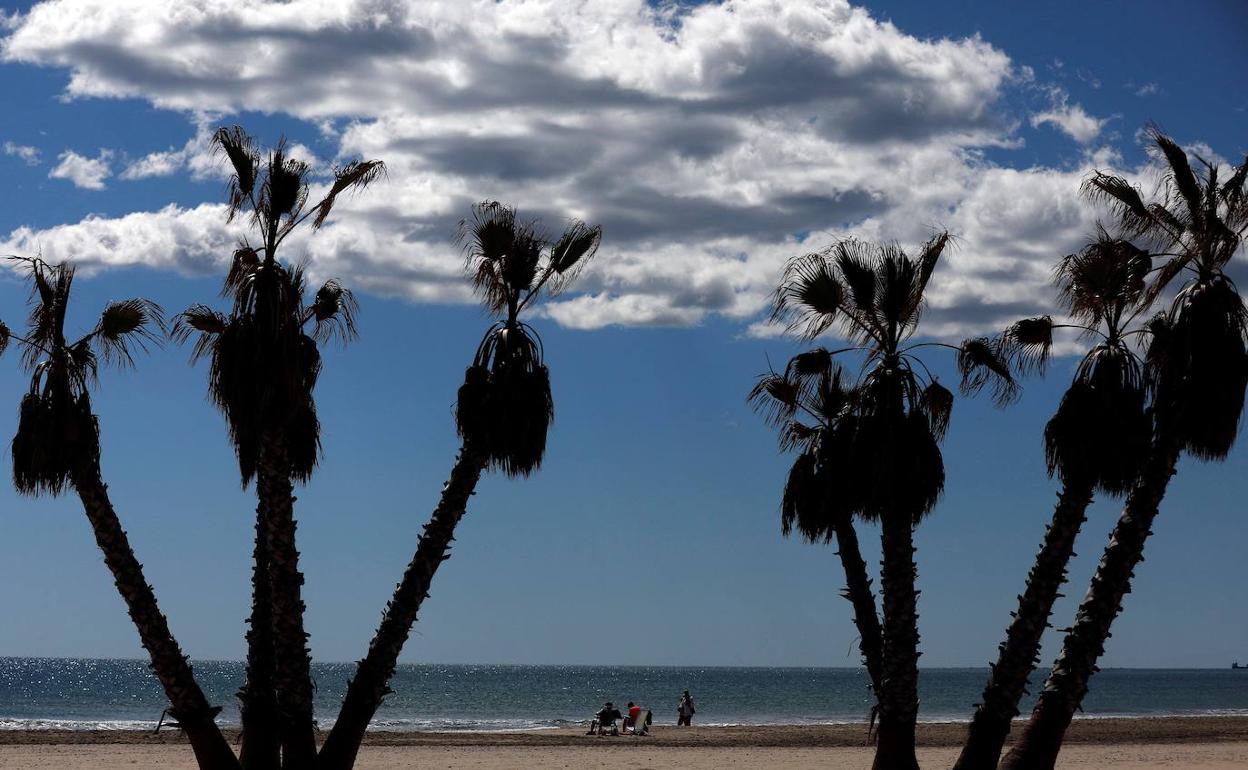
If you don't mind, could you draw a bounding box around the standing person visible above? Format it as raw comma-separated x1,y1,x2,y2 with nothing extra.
677,691,696,726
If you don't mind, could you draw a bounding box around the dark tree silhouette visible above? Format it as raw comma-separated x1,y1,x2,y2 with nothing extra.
1001,129,1248,770
769,234,1015,770
317,201,601,770
3,257,239,770
175,126,383,770
749,353,884,704
954,235,1154,770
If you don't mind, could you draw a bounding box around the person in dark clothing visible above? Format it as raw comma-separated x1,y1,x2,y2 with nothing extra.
677,690,696,726
588,701,623,735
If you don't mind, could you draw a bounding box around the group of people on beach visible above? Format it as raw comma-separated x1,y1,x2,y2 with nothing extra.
586,690,696,736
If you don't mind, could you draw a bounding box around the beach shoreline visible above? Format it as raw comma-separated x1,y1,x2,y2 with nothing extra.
2,715,1247,747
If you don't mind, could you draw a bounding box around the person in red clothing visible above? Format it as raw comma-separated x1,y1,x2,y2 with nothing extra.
624,702,641,732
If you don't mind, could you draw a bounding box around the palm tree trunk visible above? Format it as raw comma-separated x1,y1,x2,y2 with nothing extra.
318,443,486,770
832,516,884,698
871,516,920,770
999,433,1182,770
239,503,281,770
256,432,318,770
70,459,239,770
953,479,1094,770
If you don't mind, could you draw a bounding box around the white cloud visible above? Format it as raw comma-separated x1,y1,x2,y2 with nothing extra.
1134,82,1160,97
48,148,113,189
3,141,41,165
0,0,1161,335
1030,88,1106,144
1,203,233,274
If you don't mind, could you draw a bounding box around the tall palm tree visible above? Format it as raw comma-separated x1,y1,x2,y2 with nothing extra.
954,235,1154,770
3,256,239,770
175,126,383,770
1001,130,1248,770
769,234,1015,770
748,352,884,704
317,201,601,770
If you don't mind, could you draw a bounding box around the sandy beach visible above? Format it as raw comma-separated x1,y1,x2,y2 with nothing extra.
1,719,1246,768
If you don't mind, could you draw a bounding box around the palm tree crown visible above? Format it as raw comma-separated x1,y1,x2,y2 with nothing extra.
1084,127,1248,459
769,234,1015,522
453,201,601,477
1004,233,1155,494
6,257,162,494
749,351,860,541
174,127,383,483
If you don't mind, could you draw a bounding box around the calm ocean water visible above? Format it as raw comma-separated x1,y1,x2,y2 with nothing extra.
0,658,1245,731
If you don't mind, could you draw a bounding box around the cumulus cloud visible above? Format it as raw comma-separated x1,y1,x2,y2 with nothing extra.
120,121,324,182
3,141,40,165
1030,88,1107,144
0,0,1153,335
48,148,113,189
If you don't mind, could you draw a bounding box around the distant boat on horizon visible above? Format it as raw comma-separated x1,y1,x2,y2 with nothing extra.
1233,662,1246,670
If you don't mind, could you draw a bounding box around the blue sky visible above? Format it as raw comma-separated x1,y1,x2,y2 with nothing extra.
0,0,1244,669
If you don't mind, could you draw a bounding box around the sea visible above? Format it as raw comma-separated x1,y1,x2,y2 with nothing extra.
0,659,1245,732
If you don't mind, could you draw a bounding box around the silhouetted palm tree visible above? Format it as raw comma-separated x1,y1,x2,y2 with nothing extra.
954,235,1154,770
318,201,600,770
175,126,383,770
1001,130,1248,770
769,234,1015,770
749,352,884,703
2,257,239,770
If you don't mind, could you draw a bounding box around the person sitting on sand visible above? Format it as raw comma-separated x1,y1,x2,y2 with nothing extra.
624,702,642,732
588,702,622,735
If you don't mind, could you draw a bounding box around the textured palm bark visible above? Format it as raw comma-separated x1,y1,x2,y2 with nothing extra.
71,460,240,770
999,433,1182,770
953,480,1094,770
871,516,920,770
318,443,486,770
239,504,281,770
832,517,884,698
256,433,318,770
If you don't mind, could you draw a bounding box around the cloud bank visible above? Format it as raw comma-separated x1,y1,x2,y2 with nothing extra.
1,0,1135,334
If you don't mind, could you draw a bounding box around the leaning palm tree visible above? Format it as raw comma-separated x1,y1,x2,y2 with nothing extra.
769,234,1015,770
317,201,601,770
748,352,884,704
1001,130,1248,770
3,256,239,770
175,126,383,770
954,235,1155,770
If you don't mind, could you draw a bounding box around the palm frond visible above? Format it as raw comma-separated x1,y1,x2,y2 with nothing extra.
308,280,359,344
911,231,950,306
1149,127,1205,234
957,336,1018,405
832,240,878,320
921,381,954,440
88,299,165,368
771,252,844,340
265,145,311,219
1005,316,1054,374
213,126,260,222
457,201,517,316
1082,173,1155,235
747,372,802,431
172,304,228,364
548,220,602,295
224,246,261,297
310,159,386,229
0,320,10,358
